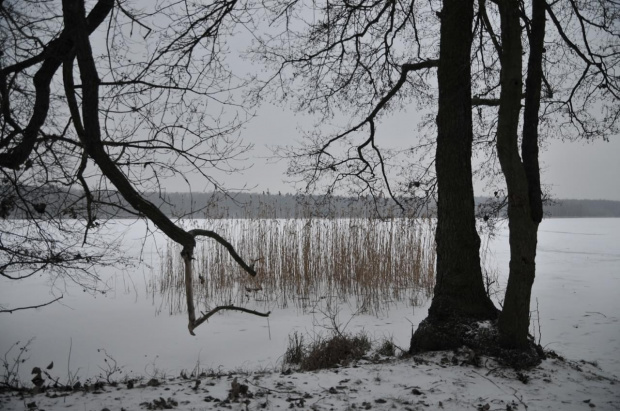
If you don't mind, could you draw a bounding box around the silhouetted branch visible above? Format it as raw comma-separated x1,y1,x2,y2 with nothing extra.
0,295,63,314
190,305,271,335
189,229,257,276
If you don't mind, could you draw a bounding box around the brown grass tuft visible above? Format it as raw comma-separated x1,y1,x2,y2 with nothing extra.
284,331,372,371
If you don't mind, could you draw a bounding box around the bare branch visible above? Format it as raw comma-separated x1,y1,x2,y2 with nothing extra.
0,295,63,314
472,97,501,106
190,305,271,335
479,0,502,55
189,229,257,276
0,0,114,169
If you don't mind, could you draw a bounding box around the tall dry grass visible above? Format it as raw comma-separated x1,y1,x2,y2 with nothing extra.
153,216,436,315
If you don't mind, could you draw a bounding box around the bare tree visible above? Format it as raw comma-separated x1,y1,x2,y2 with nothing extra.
411,0,500,352
252,0,618,356
251,0,441,211
493,0,618,349
0,0,130,310
0,0,268,333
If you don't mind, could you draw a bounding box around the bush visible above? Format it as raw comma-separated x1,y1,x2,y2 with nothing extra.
376,338,396,357
284,331,372,371
284,332,305,365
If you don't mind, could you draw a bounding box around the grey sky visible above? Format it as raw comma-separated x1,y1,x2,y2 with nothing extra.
203,102,620,202
541,137,620,201
87,2,619,202
206,8,620,202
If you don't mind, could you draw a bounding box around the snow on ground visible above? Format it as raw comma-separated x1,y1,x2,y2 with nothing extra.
1,218,619,410
1,351,618,410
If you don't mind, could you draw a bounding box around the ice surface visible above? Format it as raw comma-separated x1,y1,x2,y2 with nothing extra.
0,218,618,381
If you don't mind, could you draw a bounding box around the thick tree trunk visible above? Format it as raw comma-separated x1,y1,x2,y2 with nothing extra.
521,0,546,226
430,0,497,321
497,0,546,349
410,0,497,353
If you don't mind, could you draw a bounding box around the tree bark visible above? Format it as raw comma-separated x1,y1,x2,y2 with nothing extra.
497,0,545,349
521,0,545,225
410,0,497,353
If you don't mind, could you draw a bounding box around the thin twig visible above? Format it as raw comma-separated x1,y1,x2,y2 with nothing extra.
0,295,63,314
536,298,542,345
469,370,528,410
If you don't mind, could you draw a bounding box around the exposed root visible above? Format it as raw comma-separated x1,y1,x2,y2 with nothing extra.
410,316,544,369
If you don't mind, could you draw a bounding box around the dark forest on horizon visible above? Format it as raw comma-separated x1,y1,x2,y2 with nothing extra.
2,186,620,219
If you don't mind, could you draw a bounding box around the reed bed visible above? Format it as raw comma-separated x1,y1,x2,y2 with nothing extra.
153,217,436,315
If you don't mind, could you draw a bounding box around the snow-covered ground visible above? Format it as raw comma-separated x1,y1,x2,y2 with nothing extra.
2,350,618,410
1,218,619,410
491,218,620,376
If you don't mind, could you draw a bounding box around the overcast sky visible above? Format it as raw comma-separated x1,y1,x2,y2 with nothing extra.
88,2,619,202
542,137,620,201
200,102,620,202
193,10,620,202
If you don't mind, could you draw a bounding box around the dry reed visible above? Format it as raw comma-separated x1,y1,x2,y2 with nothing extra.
152,215,436,315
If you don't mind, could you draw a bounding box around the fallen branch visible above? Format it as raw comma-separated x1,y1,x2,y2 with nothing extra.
189,305,271,335
0,295,63,314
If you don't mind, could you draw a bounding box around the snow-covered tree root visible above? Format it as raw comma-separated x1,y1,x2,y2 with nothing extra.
410,316,544,369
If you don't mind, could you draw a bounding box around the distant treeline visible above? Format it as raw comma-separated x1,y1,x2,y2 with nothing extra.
2,185,619,219
541,199,620,218
148,192,620,218
146,191,422,219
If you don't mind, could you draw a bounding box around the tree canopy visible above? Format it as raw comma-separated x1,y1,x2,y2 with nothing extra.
1,0,617,349
249,0,618,356
0,0,264,332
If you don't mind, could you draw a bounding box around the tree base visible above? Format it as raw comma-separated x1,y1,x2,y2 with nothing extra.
410,316,544,369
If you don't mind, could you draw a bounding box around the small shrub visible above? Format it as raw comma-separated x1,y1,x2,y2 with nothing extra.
298,332,371,371
1,339,33,390
284,332,305,365
376,338,396,357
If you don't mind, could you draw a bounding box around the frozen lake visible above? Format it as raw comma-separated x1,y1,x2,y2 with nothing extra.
1,218,618,384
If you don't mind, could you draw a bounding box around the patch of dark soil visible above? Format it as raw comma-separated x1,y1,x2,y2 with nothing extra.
228,377,252,401
147,378,161,387
140,397,178,410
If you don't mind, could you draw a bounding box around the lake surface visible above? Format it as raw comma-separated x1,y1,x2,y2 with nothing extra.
1,218,618,384
491,218,620,375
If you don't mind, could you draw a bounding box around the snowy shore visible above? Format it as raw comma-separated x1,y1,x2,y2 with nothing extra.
2,350,618,411
1,218,619,410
